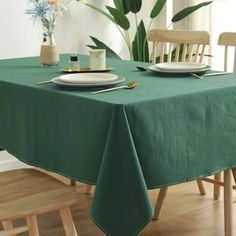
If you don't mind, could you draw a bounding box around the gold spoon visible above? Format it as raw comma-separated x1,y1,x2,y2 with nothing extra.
91,81,139,94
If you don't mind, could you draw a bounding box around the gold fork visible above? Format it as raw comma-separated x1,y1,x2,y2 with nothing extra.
91,81,139,94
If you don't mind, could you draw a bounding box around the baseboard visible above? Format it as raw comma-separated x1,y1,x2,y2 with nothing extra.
0,159,30,172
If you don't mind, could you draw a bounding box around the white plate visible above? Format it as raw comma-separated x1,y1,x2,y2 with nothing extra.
58,73,118,84
149,65,211,74
155,62,208,72
52,76,125,87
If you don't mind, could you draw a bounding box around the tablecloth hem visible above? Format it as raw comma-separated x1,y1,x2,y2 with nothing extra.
147,166,236,190
3,146,236,192
90,212,154,236
1,147,97,186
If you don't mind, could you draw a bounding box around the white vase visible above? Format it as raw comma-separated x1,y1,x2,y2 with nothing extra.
40,32,59,66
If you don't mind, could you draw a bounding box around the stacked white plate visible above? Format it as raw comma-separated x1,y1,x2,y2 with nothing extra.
149,62,211,74
52,73,124,87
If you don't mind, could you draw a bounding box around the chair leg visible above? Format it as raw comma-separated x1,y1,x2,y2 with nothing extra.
1,221,16,236
153,187,168,220
214,172,222,199
85,185,93,194
231,168,236,184
26,215,40,236
70,179,76,186
224,169,233,236
196,180,206,195
59,207,78,236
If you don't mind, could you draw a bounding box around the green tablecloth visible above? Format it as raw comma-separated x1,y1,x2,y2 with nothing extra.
1,55,236,235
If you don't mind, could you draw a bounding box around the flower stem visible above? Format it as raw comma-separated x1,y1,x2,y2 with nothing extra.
143,19,153,62
125,30,133,60
115,24,132,60
135,13,140,61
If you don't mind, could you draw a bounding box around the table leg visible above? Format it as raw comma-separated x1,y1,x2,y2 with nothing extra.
224,169,233,236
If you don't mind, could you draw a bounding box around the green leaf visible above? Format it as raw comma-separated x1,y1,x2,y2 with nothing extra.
106,6,130,30
172,1,212,22
85,3,115,23
125,0,142,13
113,0,129,15
150,0,166,19
41,18,50,30
88,36,121,59
132,20,149,62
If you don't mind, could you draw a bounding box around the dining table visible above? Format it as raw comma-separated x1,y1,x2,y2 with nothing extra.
0,54,236,236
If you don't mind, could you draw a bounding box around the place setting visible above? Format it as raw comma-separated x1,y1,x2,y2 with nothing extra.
137,62,232,79
36,49,139,93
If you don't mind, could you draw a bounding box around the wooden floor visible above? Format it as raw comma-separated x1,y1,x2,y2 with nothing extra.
4,172,236,236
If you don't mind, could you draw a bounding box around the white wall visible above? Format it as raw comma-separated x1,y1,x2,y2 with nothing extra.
0,0,167,60
0,0,121,59
0,0,42,59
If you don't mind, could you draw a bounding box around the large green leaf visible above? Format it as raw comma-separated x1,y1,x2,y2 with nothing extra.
113,0,129,15
172,1,212,22
106,6,130,30
85,3,115,23
88,36,121,59
132,20,149,62
125,0,142,13
150,0,166,19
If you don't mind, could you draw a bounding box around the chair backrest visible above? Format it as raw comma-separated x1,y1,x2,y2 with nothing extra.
147,29,210,64
218,32,236,72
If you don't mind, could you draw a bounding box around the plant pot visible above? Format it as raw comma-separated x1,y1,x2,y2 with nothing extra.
40,45,59,66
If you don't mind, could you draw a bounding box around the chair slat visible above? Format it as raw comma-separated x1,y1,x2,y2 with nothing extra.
194,44,200,62
188,44,194,62
160,42,165,63
224,46,228,72
234,47,236,72
152,42,157,64
199,45,206,63
167,43,172,62
182,44,187,62
175,44,180,62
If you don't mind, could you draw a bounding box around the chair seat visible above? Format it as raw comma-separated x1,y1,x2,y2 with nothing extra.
0,169,79,221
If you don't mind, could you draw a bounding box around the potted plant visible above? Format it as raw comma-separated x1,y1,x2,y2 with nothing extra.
77,0,212,62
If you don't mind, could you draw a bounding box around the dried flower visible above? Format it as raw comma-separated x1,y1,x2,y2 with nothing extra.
48,0,68,15
26,0,71,32
25,0,51,24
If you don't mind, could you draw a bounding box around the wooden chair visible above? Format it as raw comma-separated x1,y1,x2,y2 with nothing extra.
148,28,210,64
0,168,79,236
218,32,236,72
70,180,93,194
147,28,210,220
